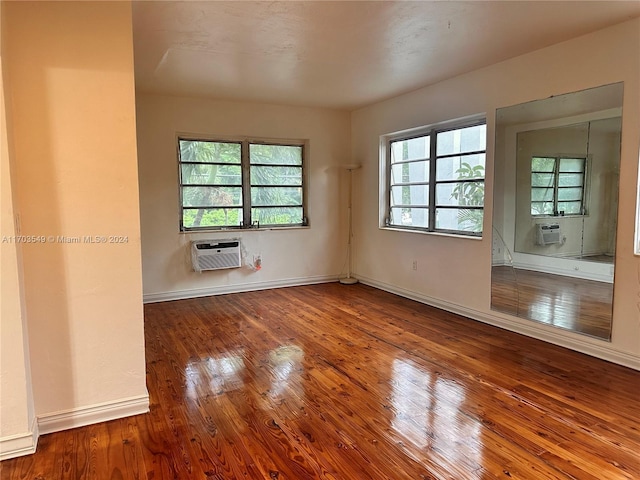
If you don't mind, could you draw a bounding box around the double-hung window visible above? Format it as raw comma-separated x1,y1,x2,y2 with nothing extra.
531,156,586,216
385,120,486,236
178,138,306,231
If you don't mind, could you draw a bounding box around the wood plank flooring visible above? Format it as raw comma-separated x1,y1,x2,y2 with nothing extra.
2,283,639,479
491,266,613,339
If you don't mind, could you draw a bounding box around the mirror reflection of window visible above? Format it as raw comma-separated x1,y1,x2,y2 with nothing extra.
531,156,586,216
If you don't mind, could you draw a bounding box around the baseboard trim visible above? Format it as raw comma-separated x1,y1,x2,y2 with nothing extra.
143,275,339,304
513,260,613,283
38,394,150,436
358,275,640,371
0,417,38,461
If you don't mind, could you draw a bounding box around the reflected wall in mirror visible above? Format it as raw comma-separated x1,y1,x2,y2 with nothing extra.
491,83,622,340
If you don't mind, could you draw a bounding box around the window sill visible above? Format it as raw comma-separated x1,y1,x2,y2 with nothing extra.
379,225,483,240
531,215,587,219
181,225,310,234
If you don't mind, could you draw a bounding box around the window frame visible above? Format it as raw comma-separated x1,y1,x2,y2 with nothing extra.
382,117,487,237
178,135,308,232
530,155,588,217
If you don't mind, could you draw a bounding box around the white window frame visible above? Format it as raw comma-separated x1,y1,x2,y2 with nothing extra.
178,135,308,232
380,117,487,237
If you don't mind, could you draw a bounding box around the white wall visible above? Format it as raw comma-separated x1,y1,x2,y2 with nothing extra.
2,0,148,442
0,2,36,459
351,18,640,369
136,94,351,301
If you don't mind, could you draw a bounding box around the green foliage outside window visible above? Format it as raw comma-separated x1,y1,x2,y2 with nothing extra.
179,140,304,230
450,162,485,232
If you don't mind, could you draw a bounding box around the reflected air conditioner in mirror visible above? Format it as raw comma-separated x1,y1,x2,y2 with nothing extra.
536,223,561,246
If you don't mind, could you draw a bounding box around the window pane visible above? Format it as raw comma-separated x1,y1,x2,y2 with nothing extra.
390,136,430,163
391,185,428,207
531,188,553,202
390,207,428,228
532,157,556,172
436,154,485,181
531,173,554,188
183,208,242,228
531,201,554,215
181,164,241,185
558,173,584,187
558,201,582,215
179,140,241,163
560,158,585,172
391,161,429,184
252,207,303,225
182,186,242,207
558,187,583,201
435,208,483,233
436,182,484,207
436,124,486,156
250,144,302,165
251,166,302,186
251,187,302,206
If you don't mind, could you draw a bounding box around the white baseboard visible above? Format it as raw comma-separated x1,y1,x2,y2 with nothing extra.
38,394,149,436
358,275,640,371
513,260,613,283
0,417,38,461
143,274,339,304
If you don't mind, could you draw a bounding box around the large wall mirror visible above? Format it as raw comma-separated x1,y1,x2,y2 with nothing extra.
491,83,622,340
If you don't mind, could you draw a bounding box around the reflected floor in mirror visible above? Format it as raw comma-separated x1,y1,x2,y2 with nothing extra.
491,266,613,339
4,283,638,479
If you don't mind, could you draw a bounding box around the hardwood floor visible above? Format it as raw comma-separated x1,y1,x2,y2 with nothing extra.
491,266,613,339
2,283,639,479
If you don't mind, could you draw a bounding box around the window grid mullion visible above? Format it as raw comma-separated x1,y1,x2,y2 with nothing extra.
434,179,484,185
250,162,302,168
251,184,302,188
252,204,304,209
183,206,241,210
428,129,437,231
180,161,241,166
180,183,242,188
391,204,430,209
242,142,251,226
435,149,486,160
390,181,430,187
387,141,393,224
390,157,430,166
553,158,560,214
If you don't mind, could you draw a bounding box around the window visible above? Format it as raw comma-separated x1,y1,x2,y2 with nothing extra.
385,120,486,236
531,156,586,216
178,138,305,231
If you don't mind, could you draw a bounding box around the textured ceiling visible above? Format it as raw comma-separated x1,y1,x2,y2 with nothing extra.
132,1,640,110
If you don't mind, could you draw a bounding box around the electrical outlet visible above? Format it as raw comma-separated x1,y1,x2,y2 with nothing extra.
412,260,418,271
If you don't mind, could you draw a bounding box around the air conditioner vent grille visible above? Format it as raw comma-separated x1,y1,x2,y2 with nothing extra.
191,239,241,271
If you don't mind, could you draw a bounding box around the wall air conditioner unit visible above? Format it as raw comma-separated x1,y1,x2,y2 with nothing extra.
536,223,561,246
191,239,241,272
